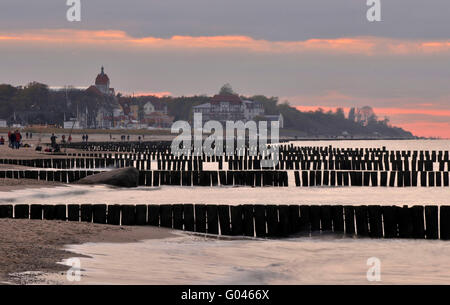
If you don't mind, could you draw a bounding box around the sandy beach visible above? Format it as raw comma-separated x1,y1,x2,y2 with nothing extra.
0,178,63,192
0,219,175,284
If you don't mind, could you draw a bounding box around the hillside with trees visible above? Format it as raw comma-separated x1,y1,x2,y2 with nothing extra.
0,82,414,138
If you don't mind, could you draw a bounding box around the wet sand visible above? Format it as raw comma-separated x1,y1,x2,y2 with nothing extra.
0,219,175,284
0,178,63,192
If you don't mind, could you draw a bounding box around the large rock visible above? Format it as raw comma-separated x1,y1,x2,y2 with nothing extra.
76,167,139,188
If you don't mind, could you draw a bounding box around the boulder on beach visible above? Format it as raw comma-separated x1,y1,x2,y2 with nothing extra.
75,167,139,188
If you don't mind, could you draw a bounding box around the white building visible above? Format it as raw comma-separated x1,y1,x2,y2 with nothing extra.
193,94,267,124
243,100,265,120
143,101,168,115
0,119,7,128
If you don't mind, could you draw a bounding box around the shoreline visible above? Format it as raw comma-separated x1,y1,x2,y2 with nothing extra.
0,219,175,284
0,178,64,192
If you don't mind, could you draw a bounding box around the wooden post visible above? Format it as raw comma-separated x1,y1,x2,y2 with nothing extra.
148,205,160,227
320,205,332,232
380,172,388,187
294,171,300,187
0,205,13,218
440,206,450,240
91,204,106,224
14,204,29,219
206,205,219,234
243,205,255,237
425,206,438,239
195,204,207,233
331,205,344,233
80,204,92,222
30,204,43,220
299,205,311,235
420,171,427,187
389,172,396,187
43,205,55,220
55,204,67,221
381,206,397,238
230,205,243,236
310,206,321,232
218,205,231,235
345,206,356,235
266,205,278,237
398,206,413,238
254,205,266,238
302,171,309,187
411,206,425,239
171,204,183,230
160,204,173,228
145,171,153,186
107,205,121,225
136,205,147,225
355,206,369,236
368,206,383,238
278,205,290,237
289,205,300,234
121,205,136,226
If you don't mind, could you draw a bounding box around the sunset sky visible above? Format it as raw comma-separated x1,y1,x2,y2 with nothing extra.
1,0,449,138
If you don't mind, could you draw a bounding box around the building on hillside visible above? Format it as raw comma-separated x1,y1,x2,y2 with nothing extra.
263,114,284,129
143,101,168,115
143,112,174,128
84,66,119,128
94,66,115,96
130,105,139,120
0,119,7,128
192,94,270,125
243,100,265,120
142,100,172,128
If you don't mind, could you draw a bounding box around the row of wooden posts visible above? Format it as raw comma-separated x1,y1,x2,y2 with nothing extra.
1,169,449,187
68,141,448,161
3,156,450,172
1,203,450,240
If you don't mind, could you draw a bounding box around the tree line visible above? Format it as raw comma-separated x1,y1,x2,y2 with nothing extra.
0,82,414,138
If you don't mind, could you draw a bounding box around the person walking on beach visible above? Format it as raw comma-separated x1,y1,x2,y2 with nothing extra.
82,134,86,142
0,136,4,145
14,130,21,149
68,135,72,143
9,132,15,149
7,131,11,148
50,133,57,148
26,132,29,139
85,134,89,143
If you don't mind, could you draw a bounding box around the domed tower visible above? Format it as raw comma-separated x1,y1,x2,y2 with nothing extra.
95,66,110,94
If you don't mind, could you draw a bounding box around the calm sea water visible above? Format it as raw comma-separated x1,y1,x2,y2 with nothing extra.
5,139,450,284
44,233,450,285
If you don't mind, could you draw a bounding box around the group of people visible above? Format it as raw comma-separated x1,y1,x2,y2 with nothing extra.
119,134,145,142
81,134,89,142
120,135,130,141
6,130,22,149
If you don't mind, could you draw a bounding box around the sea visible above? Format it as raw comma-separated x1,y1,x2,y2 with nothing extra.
3,139,450,284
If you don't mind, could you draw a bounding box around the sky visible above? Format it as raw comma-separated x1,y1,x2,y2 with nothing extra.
0,0,449,138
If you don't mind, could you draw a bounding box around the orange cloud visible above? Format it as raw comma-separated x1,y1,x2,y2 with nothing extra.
1,29,450,55
295,106,450,138
398,122,450,138
130,91,172,98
